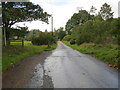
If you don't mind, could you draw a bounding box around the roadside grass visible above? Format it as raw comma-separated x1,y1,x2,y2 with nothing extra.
63,41,118,67
10,41,32,46
3,41,57,72
44,43,57,51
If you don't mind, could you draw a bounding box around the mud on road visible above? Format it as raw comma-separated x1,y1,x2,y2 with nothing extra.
2,51,53,88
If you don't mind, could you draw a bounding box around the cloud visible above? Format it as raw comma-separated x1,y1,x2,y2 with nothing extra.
13,0,119,31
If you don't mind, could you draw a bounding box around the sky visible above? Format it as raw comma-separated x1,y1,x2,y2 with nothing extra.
13,0,120,32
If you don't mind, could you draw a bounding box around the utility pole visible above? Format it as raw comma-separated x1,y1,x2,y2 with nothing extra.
3,25,7,46
51,15,53,36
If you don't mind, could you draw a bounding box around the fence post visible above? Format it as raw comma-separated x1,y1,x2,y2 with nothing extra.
22,40,24,48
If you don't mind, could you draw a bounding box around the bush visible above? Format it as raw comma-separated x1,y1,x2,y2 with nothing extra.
76,34,85,45
63,35,71,41
70,39,76,45
32,33,56,45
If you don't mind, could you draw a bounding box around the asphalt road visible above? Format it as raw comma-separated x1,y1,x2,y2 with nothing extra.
26,41,118,88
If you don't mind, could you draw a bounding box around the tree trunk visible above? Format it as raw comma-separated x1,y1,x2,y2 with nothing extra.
6,38,10,46
4,26,10,46
48,41,51,48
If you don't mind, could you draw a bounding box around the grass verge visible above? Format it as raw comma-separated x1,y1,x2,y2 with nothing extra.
2,41,57,72
63,41,119,68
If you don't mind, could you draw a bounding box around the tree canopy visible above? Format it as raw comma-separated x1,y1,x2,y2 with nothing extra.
65,10,94,35
2,2,50,27
99,3,113,20
64,3,118,45
54,27,66,40
10,26,29,40
2,2,50,45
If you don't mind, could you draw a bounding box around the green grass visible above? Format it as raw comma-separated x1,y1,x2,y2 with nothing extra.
10,41,32,46
44,43,57,51
3,41,57,72
63,41,119,67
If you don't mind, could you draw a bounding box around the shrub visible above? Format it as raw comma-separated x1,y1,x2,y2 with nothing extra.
76,35,85,45
70,39,76,45
63,35,71,41
32,33,56,45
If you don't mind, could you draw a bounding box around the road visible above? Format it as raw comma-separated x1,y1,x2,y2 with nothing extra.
25,41,118,88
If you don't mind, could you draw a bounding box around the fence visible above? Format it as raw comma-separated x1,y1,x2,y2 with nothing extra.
10,40,24,48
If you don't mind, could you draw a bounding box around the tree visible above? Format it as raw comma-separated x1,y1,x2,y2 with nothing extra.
10,26,29,40
56,27,66,40
109,18,119,44
72,20,94,45
64,3,118,45
90,6,97,15
65,10,94,34
99,3,114,20
2,2,50,46
63,35,71,41
31,32,56,47
26,29,41,40
94,15,103,21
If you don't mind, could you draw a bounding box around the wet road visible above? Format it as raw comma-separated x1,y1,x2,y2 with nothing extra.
26,41,118,88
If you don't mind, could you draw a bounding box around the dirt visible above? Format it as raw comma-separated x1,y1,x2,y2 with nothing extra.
2,51,52,88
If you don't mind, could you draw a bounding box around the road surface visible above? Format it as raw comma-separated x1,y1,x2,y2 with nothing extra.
25,41,118,88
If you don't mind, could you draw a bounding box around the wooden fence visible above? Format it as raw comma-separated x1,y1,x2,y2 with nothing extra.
10,40,24,48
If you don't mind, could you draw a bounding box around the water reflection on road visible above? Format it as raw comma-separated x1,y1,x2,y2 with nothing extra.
26,41,118,88
44,41,118,88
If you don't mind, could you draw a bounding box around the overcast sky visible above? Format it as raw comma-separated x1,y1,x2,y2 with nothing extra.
13,0,120,31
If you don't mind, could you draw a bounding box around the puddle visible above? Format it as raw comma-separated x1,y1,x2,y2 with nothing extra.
25,63,53,88
25,64,43,88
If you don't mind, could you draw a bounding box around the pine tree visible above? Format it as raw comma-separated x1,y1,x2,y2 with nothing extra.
99,3,113,20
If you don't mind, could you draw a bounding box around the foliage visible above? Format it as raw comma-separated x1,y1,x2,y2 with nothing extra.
65,10,94,34
90,6,97,15
70,39,76,45
10,26,29,39
44,43,57,51
32,32,56,45
99,3,113,20
64,3,118,45
2,2,50,25
62,3,119,69
54,27,66,40
2,2,50,45
71,18,119,45
25,29,42,40
63,35,71,41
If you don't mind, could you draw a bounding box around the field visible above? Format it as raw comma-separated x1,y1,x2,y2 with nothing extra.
2,41,57,72
63,41,119,68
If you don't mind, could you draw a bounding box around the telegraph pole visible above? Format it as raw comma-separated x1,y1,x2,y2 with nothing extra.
51,15,53,36
3,25,7,46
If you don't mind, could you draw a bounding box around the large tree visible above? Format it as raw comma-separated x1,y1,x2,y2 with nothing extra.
2,2,50,46
65,10,94,35
99,3,114,20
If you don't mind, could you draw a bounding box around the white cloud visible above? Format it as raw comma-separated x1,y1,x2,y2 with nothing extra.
13,0,119,31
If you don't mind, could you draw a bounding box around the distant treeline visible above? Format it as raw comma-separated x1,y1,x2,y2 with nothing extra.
63,3,119,45
70,18,119,45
